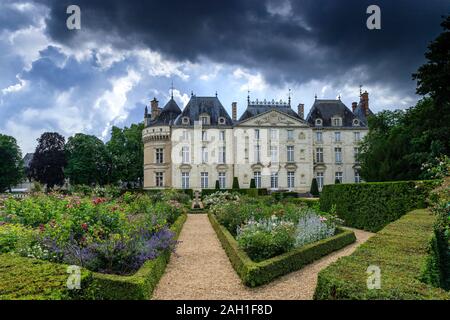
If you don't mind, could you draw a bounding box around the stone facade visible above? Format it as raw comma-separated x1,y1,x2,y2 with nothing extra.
143,92,372,192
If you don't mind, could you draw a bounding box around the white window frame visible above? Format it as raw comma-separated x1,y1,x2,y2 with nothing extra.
287,129,294,140
270,145,278,162
202,130,208,141
254,144,261,163
287,171,295,189
270,172,279,189
155,172,164,187
254,129,260,140
182,146,190,164
200,172,209,189
254,171,261,188
287,146,294,162
335,131,341,142
335,147,342,163
316,147,324,163
218,172,226,189
270,129,278,140
156,148,164,164
316,131,323,142
201,146,208,164
219,130,225,141
335,172,343,183
181,172,190,189
354,170,361,183
316,172,324,191
218,146,226,164
354,131,361,142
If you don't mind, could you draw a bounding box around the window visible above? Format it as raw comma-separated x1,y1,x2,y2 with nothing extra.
201,147,208,163
316,148,324,163
254,145,261,163
332,117,342,127
218,172,226,189
335,147,342,163
353,119,360,126
182,130,189,141
335,172,343,183
254,171,261,188
218,146,226,164
354,132,361,142
334,132,341,142
270,172,278,189
219,130,225,141
182,146,190,164
255,129,260,140
270,145,278,162
354,147,360,163
201,116,209,125
354,170,361,183
315,119,322,126
155,172,164,187
218,117,226,125
287,146,294,162
270,129,278,140
200,172,209,189
202,130,208,141
315,131,323,142
316,172,324,190
156,148,164,164
182,117,189,125
181,172,190,189
287,129,294,140
287,171,295,189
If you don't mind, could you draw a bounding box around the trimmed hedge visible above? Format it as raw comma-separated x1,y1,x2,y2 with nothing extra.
0,214,187,300
283,197,320,208
314,209,450,300
320,180,437,232
208,213,356,287
201,188,263,197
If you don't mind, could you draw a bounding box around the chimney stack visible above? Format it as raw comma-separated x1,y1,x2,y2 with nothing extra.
360,91,369,116
232,102,237,121
150,98,160,120
297,103,304,119
352,102,358,112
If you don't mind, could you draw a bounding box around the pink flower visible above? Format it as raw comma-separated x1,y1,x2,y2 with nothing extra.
320,217,327,222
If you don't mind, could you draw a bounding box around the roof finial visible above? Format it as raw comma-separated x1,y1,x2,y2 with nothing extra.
288,88,291,106
191,91,194,97
170,81,174,99
247,89,251,105
315,93,317,100
338,94,341,100
215,91,218,97
359,84,363,97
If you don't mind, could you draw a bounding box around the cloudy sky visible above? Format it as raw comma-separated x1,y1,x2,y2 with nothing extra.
0,0,448,154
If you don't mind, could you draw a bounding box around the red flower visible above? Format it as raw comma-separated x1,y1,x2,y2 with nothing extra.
81,223,88,231
39,224,45,232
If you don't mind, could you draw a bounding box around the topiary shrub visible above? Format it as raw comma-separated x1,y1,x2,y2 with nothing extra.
215,180,220,190
232,177,240,190
250,179,256,189
310,178,320,197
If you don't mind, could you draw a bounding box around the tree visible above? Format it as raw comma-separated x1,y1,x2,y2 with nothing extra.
107,123,144,186
232,177,240,189
65,134,111,186
0,134,24,192
29,132,66,189
310,178,319,197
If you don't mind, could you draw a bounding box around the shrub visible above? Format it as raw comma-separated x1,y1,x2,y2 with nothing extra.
0,223,35,254
250,179,256,189
314,209,450,300
232,177,240,189
294,212,336,247
320,180,437,232
310,178,319,197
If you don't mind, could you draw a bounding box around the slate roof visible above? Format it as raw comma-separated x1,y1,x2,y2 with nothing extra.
353,102,374,126
173,96,234,126
23,153,34,168
306,99,365,128
238,100,302,123
148,98,182,126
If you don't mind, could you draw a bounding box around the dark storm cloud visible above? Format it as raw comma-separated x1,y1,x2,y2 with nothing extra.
36,0,449,92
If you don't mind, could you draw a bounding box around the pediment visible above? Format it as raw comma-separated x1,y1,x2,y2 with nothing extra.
237,110,310,127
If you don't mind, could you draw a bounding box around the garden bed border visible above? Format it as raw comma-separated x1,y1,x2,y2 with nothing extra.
208,213,356,287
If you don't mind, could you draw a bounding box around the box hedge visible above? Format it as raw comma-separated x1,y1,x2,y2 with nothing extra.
208,213,356,287
314,209,450,300
319,180,437,232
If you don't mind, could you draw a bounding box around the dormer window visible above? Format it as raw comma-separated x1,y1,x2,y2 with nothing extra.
332,117,342,127
218,117,226,125
315,119,323,126
353,119,360,126
182,117,190,125
199,113,210,125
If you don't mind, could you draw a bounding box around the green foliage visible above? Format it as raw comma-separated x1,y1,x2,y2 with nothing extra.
314,210,450,300
232,177,240,189
0,224,35,254
29,132,66,189
209,214,355,287
319,180,436,232
215,180,220,190
0,134,24,192
65,134,111,186
310,178,319,197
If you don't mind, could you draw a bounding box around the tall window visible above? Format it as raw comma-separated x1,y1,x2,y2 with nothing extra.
201,147,208,163
334,132,341,142
255,129,260,140
335,172,343,183
287,171,295,189
316,148,324,163
335,147,342,163
254,145,261,163
182,146,190,164
354,170,361,183
156,148,164,164
218,172,226,189
287,146,294,162
182,130,189,141
287,129,294,140
354,131,361,142
155,172,164,187
270,129,278,140
218,146,226,164
316,172,324,190
354,147,360,163
316,131,323,142
181,172,190,189
202,130,208,141
333,118,342,126
254,171,261,188
219,130,225,141
270,172,278,189
200,172,209,189
201,116,208,125
270,146,278,162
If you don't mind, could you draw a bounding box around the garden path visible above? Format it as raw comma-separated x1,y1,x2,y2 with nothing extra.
152,214,373,300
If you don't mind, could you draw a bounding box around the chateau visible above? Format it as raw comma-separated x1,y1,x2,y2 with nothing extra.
142,91,373,192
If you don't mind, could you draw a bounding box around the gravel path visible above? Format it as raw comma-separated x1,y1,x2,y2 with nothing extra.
152,214,373,300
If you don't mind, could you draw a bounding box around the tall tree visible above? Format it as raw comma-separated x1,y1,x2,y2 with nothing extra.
29,132,66,189
107,123,144,186
65,133,111,186
0,134,24,192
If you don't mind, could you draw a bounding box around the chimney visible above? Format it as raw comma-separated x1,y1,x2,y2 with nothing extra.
150,98,160,120
360,91,369,116
297,103,304,119
352,102,358,112
232,102,237,121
